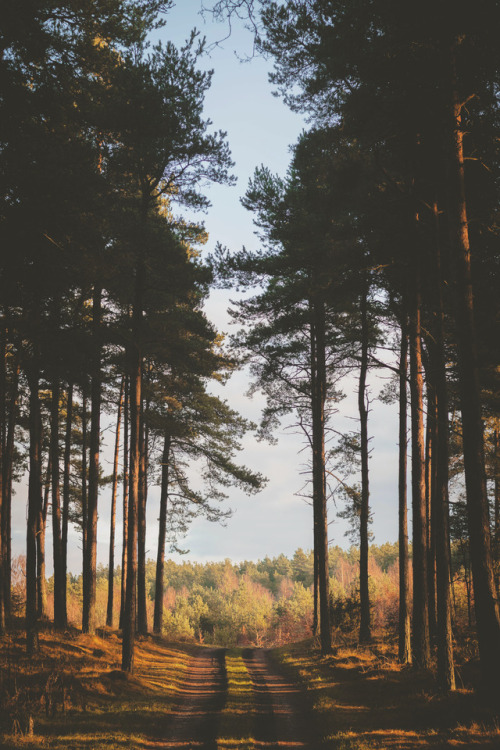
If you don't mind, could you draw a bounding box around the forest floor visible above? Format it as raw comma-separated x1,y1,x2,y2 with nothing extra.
0,622,499,749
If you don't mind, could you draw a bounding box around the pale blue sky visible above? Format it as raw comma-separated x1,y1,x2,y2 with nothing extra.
12,2,402,573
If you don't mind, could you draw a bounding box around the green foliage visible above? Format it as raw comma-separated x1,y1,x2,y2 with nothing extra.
56,543,404,645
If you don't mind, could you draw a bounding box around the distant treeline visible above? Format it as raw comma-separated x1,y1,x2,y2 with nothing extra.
9,543,475,648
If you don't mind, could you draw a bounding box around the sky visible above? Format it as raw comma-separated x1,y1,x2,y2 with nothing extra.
12,1,403,574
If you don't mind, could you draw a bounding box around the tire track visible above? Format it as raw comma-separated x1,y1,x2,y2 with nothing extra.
142,647,227,750
242,648,313,750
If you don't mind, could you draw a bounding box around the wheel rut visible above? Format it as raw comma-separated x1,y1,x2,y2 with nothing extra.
142,647,227,750
140,646,314,750
242,648,314,750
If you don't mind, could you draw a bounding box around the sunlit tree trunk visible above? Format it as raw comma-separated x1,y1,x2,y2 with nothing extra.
81,387,88,563
425,378,437,641
429,199,455,690
107,376,124,628
122,261,143,672
0,323,5,633
409,261,431,669
62,382,73,625
137,392,148,635
120,376,129,630
313,533,319,636
448,48,500,691
358,272,371,644
51,377,66,629
494,429,500,594
153,430,171,634
3,352,20,622
37,454,50,619
27,365,41,654
83,286,102,634
398,317,412,664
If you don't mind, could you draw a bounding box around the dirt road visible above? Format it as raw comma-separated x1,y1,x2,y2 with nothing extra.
155,648,227,750
143,647,314,750
243,648,314,749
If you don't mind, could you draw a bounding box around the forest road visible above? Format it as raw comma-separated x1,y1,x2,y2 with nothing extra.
242,647,315,750
141,646,314,750
144,647,227,750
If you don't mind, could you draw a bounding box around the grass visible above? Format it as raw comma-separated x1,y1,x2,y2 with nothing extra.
0,622,196,749
2,624,499,750
272,635,500,749
217,648,256,750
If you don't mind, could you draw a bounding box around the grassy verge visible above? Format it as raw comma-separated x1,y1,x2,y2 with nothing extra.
271,636,500,749
0,622,196,749
216,648,256,750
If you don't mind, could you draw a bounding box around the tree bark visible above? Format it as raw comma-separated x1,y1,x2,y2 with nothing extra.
358,273,371,644
81,387,88,563
120,376,129,630
447,48,500,691
27,366,41,654
398,317,412,664
2,352,20,622
494,429,500,594
153,430,171,634
37,453,50,619
429,199,456,691
425,377,437,641
137,392,148,635
310,298,331,655
107,376,124,628
82,285,102,634
313,534,319,636
51,377,66,629
0,323,5,633
122,263,143,672
409,265,431,669
62,382,73,625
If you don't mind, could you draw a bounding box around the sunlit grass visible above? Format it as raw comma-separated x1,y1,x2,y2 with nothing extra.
272,637,500,749
0,626,194,749
217,648,256,749
2,628,499,749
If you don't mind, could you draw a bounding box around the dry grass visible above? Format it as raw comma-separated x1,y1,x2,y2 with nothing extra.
2,623,499,750
272,636,500,749
217,648,256,749
0,621,196,749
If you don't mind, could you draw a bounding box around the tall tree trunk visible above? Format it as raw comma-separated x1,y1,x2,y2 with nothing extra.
51,377,66,628
27,366,41,654
62,383,73,625
425,380,437,641
494,429,500,594
313,536,319,636
120,376,129,630
398,317,412,664
0,323,5,633
153,430,171,634
81,388,88,563
310,298,331,655
3,353,20,622
448,49,500,691
122,262,143,672
429,199,456,691
409,265,431,669
83,286,102,634
310,322,320,639
137,394,148,635
358,273,371,644
37,454,50,619
107,377,124,628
